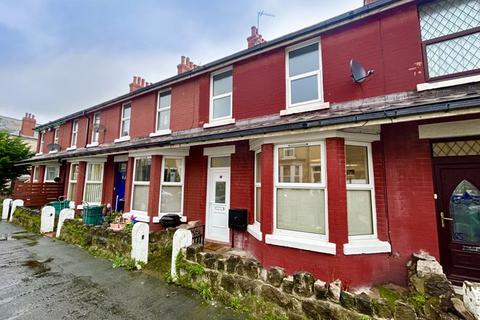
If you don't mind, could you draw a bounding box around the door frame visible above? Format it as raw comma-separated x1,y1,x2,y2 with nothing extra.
432,145,480,282
205,155,231,243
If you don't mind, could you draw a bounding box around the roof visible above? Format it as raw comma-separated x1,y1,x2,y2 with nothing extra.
0,115,22,135
35,0,409,131
22,82,480,164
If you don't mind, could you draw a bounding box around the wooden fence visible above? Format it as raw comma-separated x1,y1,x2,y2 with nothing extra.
11,181,64,207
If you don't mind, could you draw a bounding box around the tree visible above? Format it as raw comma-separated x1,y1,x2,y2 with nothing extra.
0,131,34,194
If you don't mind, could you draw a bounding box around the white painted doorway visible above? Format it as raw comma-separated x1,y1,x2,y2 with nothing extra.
205,157,231,243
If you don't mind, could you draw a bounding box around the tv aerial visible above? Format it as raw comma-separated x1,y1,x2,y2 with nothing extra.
257,10,275,32
350,59,374,83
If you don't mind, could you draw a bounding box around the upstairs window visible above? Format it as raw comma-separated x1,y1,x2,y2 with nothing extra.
71,120,79,147
53,128,59,145
120,104,131,138
91,112,100,144
39,132,45,153
419,0,480,80
210,69,233,122
286,40,323,108
156,91,171,132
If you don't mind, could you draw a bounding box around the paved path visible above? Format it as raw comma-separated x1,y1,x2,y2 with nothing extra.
0,222,239,320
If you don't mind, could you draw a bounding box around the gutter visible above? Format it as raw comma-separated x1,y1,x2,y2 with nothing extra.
19,95,480,164
34,0,409,131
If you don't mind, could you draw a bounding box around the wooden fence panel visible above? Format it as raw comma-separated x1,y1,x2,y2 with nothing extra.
12,181,64,207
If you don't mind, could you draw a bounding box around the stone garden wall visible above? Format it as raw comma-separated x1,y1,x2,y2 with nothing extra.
11,207,41,233
178,245,475,320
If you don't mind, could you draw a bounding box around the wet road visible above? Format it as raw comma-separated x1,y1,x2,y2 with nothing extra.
0,223,238,320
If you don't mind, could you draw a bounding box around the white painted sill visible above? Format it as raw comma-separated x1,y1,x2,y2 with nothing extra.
280,102,330,116
35,152,43,156
149,129,172,137
247,224,263,241
153,214,187,223
417,74,480,92
343,239,391,255
86,142,99,148
66,146,77,151
203,118,235,128
49,150,58,154
265,233,336,255
114,136,131,143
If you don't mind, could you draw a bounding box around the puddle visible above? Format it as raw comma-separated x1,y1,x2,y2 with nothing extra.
23,258,53,277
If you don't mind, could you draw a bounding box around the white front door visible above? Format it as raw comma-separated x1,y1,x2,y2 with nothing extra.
206,167,230,242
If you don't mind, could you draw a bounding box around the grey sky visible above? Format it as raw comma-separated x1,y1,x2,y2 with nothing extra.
0,0,361,124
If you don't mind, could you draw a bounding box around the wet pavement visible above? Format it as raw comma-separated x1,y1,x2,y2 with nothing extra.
0,222,239,320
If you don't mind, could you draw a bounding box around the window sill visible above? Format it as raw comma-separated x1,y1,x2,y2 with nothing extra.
280,102,330,116
203,118,235,128
114,136,131,143
149,129,172,137
153,214,187,224
265,233,336,255
417,74,480,92
86,142,99,148
66,146,77,151
35,152,43,156
49,150,58,154
247,224,263,241
343,239,391,255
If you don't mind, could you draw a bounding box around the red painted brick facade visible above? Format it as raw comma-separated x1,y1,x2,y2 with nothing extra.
183,146,208,222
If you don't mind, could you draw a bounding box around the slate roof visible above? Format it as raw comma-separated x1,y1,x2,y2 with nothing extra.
22,82,480,164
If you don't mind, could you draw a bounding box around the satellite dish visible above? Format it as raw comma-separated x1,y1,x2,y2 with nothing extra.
350,59,374,83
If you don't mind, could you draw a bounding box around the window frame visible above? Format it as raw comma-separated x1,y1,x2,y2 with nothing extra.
248,149,263,241
91,112,101,144
285,38,325,112
130,156,151,215
38,132,45,154
158,156,185,217
70,120,79,148
153,90,172,135
272,141,328,241
83,162,104,205
345,141,378,241
33,166,40,182
44,165,60,183
53,127,59,145
67,163,79,200
209,67,233,124
119,103,131,139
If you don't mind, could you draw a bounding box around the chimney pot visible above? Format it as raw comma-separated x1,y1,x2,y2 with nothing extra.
20,112,36,137
129,75,150,92
177,56,198,74
247,25,266,48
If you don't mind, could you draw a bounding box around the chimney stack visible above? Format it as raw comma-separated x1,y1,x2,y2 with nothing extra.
247,26,266,48
129,76,151,92
177,56,198,75
20,113,36,137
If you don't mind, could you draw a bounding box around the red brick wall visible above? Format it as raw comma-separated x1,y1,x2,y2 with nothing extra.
183,146,208,222
148,155,162,223
74,162,86,206
36,165,45,183
230,141,254,213
102,156,115,206
130,92,156,138
260,144,274,236
322,2,424,103
42,130,53,153
100,104,121,143
58,122,72,151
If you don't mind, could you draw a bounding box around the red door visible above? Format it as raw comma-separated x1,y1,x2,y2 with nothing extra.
434,158,480,284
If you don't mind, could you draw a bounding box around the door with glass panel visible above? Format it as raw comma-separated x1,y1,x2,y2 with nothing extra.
433,140,480,283
206,156,231,243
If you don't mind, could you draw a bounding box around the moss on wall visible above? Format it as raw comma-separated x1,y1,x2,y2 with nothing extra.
11,207,41,233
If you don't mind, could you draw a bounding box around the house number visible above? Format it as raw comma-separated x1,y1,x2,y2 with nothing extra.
462,245,480,253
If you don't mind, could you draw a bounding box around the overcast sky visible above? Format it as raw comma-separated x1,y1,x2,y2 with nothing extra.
0,0,361,124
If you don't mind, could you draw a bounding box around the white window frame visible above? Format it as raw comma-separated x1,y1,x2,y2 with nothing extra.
131,156,151,216
83,162,104,205
70,120,79,148
37,132,45,154
44,165,60,183
266,141,335,254
248,149,263,241
90,112,101,145
33,166,40,182
67,163,79,200
158,156,185,217
117,103,131,142
53,127,59,144
343,141,391,255
205,67,235,128
150,90,172,137
282,38,329,116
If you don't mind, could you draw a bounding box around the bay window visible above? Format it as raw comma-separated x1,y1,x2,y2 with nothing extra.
285,39,325,113
120,104,131,138
160,157,184,215
71,120,78,147
132,157,151,214
44,166,60,182
155,91,171,133
67,163,79,200
275,143,326,236
84,163,104,204
208,68,233,125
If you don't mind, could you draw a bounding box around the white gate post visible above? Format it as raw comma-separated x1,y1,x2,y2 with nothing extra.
9,199,24,222
131,222,149,264
1,198,12,220
464,281,480,319
56,208,75,238
171,228,193,281
40,206,55,233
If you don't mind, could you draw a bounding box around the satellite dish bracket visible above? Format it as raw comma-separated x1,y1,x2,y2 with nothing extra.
350,59,375,84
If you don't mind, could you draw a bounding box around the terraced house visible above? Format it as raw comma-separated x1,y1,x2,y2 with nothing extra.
20,0,480,287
